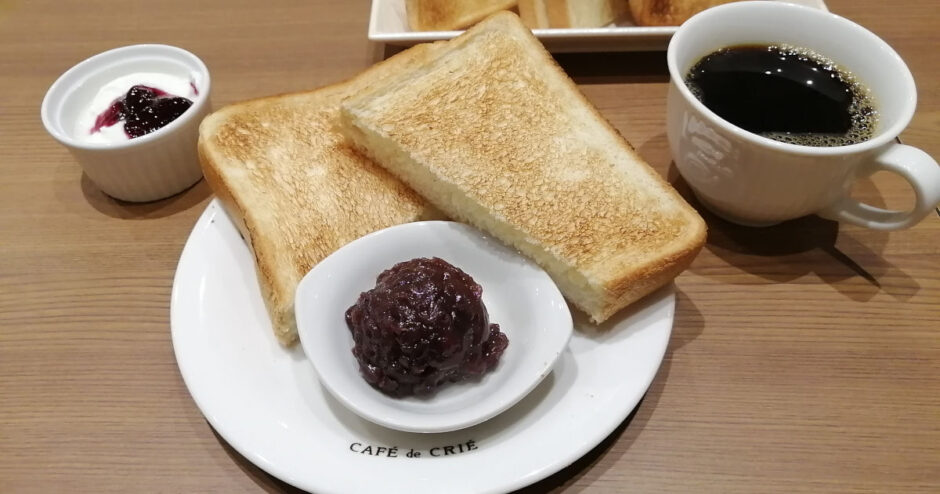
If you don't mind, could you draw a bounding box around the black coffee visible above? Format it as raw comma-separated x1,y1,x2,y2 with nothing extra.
684,44,877,147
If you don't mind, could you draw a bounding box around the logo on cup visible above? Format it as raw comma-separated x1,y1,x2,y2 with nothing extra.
682,112,734,186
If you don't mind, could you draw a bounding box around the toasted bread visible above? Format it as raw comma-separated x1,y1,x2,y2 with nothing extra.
198,45,443,346
629,0,738,26
340,12,706,324
406,0,518,31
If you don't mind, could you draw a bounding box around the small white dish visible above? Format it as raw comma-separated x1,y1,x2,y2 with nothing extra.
41,44,211,202
294,221,573,433
367,0,828,52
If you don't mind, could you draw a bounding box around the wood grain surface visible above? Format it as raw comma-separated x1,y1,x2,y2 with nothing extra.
1,0,938,492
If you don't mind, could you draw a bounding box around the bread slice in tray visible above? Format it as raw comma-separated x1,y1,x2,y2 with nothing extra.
406,0,519,31
629,0,737,26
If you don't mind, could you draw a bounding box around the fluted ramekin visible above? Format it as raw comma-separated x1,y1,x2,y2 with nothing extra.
41,44,211,202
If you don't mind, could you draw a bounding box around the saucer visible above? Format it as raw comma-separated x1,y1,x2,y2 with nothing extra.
294,221,573,433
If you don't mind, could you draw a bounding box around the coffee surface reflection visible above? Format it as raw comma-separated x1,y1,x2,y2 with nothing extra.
685,44,877,147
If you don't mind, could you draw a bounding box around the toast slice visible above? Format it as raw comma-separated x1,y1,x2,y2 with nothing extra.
406,0,518,31
198,44,443,346
629,0,737,26
340,12,706,324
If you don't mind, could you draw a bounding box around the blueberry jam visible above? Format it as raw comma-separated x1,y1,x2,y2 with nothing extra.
345,257,509,398
91,85,193,138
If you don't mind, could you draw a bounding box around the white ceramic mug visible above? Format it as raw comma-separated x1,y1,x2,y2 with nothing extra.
666,1,940,229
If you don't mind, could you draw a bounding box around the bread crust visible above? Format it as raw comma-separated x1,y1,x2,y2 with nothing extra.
341,12,706,323
545,0,572,27
518,0,549,28
629,0,737,26
407,0,518,31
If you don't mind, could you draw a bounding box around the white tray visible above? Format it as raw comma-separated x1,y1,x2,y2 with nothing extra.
171,199,676,493
369,0,829,52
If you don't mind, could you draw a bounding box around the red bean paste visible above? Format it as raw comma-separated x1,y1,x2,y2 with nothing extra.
344,257,509,397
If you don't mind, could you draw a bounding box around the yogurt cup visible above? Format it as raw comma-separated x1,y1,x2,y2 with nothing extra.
41,44,211,202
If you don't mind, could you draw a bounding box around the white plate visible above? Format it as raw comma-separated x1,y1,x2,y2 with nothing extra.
368,0,829,52
295,221,572,433
171,199,675,493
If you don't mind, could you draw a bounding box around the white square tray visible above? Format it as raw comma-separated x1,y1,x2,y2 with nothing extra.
368,0,829,52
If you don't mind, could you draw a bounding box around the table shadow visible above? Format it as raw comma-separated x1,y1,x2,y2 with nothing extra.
381,45,668,85
214,428,307,494
553,51,668,85
659,153,920,303
78,173,211,219
513,289,703,493
52,157,211,219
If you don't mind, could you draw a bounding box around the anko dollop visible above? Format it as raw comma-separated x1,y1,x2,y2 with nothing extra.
92,85,193,139
345,257,509,397
74,72,198,144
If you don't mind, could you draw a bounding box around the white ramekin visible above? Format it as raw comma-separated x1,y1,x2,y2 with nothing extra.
41,44,211,202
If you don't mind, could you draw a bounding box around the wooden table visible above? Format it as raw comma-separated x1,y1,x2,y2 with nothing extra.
1,1,937,492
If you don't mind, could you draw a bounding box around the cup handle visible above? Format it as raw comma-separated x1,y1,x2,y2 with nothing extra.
818,143,940,230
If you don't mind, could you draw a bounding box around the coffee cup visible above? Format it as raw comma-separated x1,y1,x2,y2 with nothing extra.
666,1,940,229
